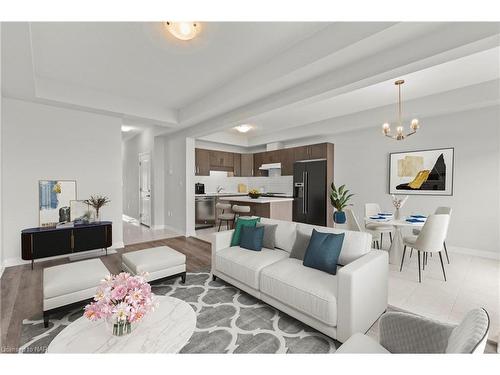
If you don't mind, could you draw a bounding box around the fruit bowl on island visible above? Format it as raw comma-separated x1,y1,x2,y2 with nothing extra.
248,189,261,199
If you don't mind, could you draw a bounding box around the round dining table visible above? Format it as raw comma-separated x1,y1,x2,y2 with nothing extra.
365,216,426,264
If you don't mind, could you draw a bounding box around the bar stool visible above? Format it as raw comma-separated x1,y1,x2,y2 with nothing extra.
216,203,235,231
232,205,251,227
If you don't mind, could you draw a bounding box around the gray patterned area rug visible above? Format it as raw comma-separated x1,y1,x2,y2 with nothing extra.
20,272,340,353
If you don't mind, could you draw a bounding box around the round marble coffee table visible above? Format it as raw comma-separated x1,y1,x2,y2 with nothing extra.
46,296,196,353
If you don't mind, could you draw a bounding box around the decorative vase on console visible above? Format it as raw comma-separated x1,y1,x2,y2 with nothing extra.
391,194,408,220
84,195,110,223
84,272,157,337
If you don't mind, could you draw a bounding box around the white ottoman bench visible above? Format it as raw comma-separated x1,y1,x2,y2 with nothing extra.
121,246,186,284
43,258,109,327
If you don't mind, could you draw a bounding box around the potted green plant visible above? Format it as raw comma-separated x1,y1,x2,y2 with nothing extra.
84,195,111,222
329,183,354,224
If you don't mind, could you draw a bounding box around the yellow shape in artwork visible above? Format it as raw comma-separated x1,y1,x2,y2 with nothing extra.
397,156,424,177
408,170,430,189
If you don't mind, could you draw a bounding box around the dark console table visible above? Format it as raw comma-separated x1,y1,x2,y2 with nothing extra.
22,221,112,269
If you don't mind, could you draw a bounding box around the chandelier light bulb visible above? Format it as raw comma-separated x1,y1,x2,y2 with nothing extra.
396,126,404,135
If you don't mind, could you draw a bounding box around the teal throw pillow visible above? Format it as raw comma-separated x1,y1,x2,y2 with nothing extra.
230,217,261,246
302,229,344,275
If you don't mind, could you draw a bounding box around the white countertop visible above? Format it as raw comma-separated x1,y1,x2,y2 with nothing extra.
195,192,248,197
218,196,294,203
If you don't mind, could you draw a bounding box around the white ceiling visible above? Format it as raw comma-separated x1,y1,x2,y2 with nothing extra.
2,22,500,143
29,22,327,109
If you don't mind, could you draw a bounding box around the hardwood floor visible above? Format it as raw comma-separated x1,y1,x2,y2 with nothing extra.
0,236,211,353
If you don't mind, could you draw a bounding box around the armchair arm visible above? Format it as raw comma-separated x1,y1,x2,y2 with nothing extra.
379,311,455,353
336,250,388,342
211,230,235,274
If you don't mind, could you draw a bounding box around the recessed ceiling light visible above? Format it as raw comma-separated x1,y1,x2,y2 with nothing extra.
234,124,253,133
121,126,134,132
164,22,201,41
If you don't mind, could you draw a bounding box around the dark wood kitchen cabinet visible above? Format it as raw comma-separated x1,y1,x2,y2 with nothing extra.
210,150,234,170
253,152,267,176
240,153,254,177
195,148,211,176
279,148,295,176
233,153,241,176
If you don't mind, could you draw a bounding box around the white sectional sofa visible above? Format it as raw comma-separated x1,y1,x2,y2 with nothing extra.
211,218,388,343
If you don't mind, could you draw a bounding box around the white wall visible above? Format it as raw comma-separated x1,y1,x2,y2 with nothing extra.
286,106,500,257
159,135,196,237
2,98,123,266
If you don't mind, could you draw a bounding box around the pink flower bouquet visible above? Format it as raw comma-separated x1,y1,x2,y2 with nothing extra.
84,272,156,336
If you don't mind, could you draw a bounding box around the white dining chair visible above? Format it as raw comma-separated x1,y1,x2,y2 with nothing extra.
401,214,450,283
365,203,393,248
412,206,452,263
345,208,380,249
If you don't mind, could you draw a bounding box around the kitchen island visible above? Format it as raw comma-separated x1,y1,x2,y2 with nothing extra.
219,196,294,221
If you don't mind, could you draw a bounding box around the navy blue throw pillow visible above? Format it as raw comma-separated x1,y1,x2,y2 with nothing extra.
303,229,344,275
239,225,265,251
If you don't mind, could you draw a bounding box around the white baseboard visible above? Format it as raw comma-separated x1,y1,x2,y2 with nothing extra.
3,241,125,269
111,241,125,250
448,245,500,260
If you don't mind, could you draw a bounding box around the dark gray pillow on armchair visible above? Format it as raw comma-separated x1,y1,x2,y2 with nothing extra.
256,223,278,249
289,231,311,260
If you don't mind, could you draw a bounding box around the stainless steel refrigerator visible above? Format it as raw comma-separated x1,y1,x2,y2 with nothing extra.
293,159,327,226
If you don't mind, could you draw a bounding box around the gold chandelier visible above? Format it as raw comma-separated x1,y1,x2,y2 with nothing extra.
382,80,420,140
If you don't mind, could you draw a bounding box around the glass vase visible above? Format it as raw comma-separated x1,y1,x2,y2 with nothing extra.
106,318,132,336
394,208,400,220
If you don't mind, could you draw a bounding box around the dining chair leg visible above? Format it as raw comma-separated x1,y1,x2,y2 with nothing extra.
438,251,447,281
410,248,413,258
380,233,383,247
218,220,222,232
389,232,393,243
417,251,422,283
443,241,450,264
400,245,407,272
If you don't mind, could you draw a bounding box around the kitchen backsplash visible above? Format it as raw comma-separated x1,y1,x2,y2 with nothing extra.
195,172,293,195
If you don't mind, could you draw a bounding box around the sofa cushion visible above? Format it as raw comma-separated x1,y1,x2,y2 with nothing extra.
260,218,297,252
240,225,265,251
297,223,371,265
216,246,289,289
260,258,338,326
303,229,344,275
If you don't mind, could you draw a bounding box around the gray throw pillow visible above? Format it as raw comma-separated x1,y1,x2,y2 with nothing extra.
256,224,277,249
289,231,311,260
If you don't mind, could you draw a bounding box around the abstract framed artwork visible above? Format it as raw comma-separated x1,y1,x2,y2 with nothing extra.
389,148,454,196
39,180,77,226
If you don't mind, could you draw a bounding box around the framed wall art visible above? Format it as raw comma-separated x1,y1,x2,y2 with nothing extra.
389,148,454,196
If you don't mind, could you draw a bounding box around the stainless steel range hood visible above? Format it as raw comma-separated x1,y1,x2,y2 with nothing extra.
258,162,282,170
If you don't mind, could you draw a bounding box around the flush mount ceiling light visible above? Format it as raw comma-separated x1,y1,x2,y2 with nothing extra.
164,22,201,41
233,124,253,133
382,80,420,141
121,126,134,132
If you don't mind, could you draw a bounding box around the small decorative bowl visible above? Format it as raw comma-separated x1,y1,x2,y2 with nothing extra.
248,192,261,199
